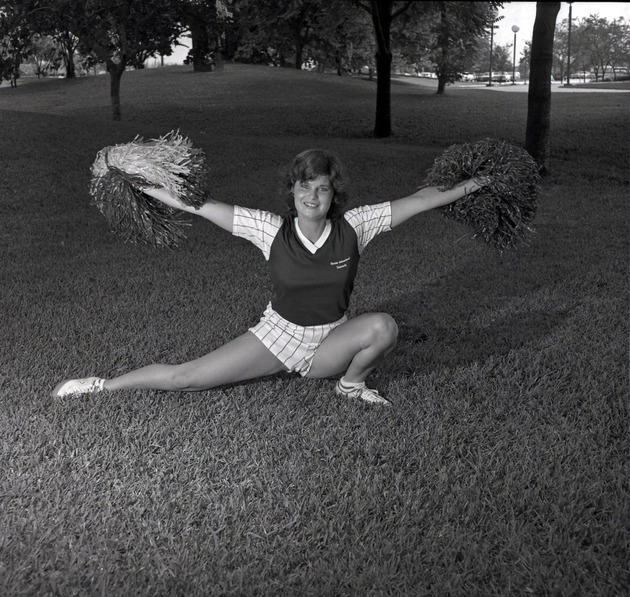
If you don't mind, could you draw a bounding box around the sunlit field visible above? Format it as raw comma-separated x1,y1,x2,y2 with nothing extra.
1,64,628,596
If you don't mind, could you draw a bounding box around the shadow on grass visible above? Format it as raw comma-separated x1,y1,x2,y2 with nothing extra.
373,250,572,375
389,299,569,375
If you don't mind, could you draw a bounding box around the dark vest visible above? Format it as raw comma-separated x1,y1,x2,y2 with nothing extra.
269,217,360,326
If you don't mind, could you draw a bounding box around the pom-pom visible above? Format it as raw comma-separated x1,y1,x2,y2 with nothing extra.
424,138,541,252
89,130,207,248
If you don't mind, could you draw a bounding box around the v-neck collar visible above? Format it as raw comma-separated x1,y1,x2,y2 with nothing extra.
294,218,332,254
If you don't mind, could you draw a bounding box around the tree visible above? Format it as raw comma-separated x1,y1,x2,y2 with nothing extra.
234,0,327,69
308,1,373,76
20,0,82,78
71,0,182,120
355,1,499,135
429,2,500,94
552,18,568,82
55,28,80,78
8,0,182,116
582,15,616,81
392,8,432,74
607,18,630,79
355,0,422,138
233,0,370,75
552,16,591,82
179,0,233,72
235,0,373,75
281,0,326,69
581,15,630,81
29,33,61,77
472,37,511,76
0,2,32,87
525,1,561,173
520,41,531,81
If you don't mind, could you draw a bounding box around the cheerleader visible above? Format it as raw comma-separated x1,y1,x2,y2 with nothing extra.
53,149,483,406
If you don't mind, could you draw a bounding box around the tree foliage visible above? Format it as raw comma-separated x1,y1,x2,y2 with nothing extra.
581,15,629,80
17,0,82,78
552,14,630,82
471,36,512,75
355,1,502,136
178,0,234,72
74,0,182,119
234,0,327,69
30,33,62,77
0,2,32,86
428,2,501,94
308,1,374,75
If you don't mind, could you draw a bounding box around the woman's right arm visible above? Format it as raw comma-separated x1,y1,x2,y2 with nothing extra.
142,186,234,233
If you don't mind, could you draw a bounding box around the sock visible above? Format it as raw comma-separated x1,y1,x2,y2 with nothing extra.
338,377,366,392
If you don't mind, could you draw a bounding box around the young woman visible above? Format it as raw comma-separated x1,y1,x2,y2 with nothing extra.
52,149,483,406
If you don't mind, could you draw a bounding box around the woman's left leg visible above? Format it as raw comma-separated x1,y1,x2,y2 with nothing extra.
305,313,398,382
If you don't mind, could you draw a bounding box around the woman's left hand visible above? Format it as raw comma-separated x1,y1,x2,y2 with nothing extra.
472,175,492,188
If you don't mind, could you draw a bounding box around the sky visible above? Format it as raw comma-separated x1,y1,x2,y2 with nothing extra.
163,2,630,66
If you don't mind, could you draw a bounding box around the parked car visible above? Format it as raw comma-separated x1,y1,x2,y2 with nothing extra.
476,72,509,83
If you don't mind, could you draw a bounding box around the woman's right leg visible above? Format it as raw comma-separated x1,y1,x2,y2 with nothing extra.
103,331,287,392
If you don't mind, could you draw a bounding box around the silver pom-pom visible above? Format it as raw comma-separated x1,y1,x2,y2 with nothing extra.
90,131,207,248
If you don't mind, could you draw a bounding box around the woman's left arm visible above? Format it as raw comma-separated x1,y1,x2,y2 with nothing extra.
390,179,482,228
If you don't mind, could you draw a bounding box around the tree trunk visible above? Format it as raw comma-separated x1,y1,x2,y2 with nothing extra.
107,60,125,121
106,0,131,120
64,44,76,79
66,54,76,78
295,38,303,69
371,0,393,138
436,4,448,95
190,18,213,72
525,2,561,173
335,51,343,76
374,48,392,137
214,45,224,71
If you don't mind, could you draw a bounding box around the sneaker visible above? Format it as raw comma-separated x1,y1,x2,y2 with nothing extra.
51,377,105,398
335,380,392,406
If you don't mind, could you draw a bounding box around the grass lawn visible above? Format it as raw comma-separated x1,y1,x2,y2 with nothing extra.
1,64,628,596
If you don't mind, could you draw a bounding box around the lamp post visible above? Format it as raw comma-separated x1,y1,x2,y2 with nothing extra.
511,25,519,84
564,2,573,86
487,23,499,87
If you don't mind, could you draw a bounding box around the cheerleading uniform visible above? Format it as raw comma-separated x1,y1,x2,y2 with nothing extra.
232,202,392,375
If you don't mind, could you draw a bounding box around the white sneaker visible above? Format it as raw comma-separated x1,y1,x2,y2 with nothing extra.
335,380,392,406
52,377,105,398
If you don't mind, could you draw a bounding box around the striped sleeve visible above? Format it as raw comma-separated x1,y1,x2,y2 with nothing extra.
343,202,392,254
232,205,283,260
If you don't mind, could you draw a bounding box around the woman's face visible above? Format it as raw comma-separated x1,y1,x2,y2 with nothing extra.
293,175,334,221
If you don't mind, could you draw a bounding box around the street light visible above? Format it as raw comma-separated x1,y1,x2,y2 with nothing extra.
564,2,573,86
511,25,519,84
487,23,499,87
